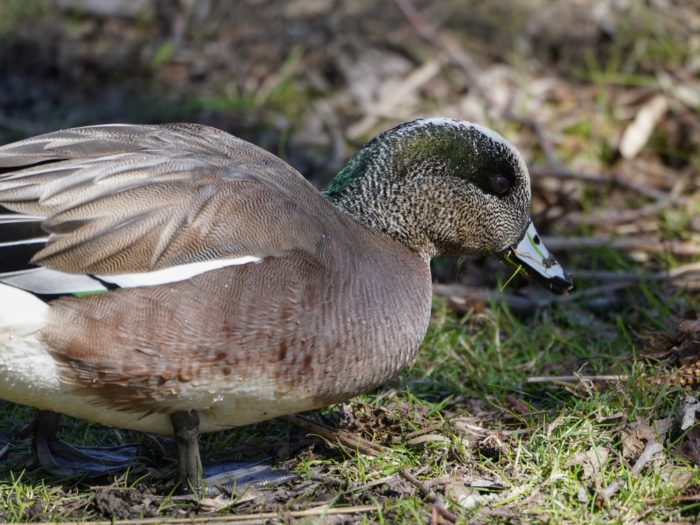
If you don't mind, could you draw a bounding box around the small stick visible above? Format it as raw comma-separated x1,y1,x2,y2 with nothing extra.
573,262,700,282
25,504,381,525
529,165,673,202
401,469,458,523
643,494,700,504
541,236,700,256
283,414,388,456
596,442,664,505
526,375,628,384
563,202,670,226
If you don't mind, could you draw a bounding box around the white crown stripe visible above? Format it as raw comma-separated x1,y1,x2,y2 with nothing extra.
0,256,262,295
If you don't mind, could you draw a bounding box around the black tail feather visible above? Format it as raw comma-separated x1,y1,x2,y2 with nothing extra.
0,206,46,273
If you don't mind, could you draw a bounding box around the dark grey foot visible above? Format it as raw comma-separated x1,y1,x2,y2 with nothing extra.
202,461,297,492
32,410,139,478
169,410,295,496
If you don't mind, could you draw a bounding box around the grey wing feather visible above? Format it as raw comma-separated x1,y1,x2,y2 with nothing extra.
0,124,329,274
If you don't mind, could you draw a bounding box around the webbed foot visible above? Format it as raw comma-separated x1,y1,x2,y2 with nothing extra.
202,461,297,494
32,410,140,477
170,410,295,496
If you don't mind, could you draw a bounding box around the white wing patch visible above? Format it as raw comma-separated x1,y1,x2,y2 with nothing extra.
0,256,263,295
96,256,262,288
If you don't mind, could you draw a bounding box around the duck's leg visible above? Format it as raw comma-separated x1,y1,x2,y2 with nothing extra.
170,410,203,493
31,410,140,477
170,410,296,495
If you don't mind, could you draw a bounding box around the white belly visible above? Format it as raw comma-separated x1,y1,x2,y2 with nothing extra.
0,330,322,435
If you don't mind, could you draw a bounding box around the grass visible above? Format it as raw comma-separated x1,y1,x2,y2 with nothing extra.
1,279,698,523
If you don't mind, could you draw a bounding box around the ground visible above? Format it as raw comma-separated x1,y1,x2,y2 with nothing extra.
0,0,699,523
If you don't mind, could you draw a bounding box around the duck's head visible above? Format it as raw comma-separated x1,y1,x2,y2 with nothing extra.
325,118,573,294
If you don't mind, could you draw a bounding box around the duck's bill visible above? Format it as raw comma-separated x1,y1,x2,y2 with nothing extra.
501,221,573,295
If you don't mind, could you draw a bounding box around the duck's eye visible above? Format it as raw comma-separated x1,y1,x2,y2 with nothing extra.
491,174,509,194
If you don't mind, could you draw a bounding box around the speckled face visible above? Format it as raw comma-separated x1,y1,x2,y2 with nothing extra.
325,118,532,259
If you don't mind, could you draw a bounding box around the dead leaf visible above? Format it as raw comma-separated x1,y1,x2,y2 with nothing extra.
621,430,645,460
620,417,671,459
595,412,626,425
619,94,668,159
653,417,673,437
546,415,566,439
566,446,610,482
198,496,233,513
450,417,488,438
465,477,507,491
384,475,416,496
659,464,693,491
506,395,531,416
406,434,451,446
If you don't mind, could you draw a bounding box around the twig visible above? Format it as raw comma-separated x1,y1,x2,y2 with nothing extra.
574,262,700,280
542,236,700,256
573,263,700,290
350,474,401,494
561,172,691,227
307,471,350,489
283,414,388,456
529,165,673,202
22,505,380,525
642,494,700,504
596,442,664,505
526,375,628,384
400,469,458,523
563,202,670,226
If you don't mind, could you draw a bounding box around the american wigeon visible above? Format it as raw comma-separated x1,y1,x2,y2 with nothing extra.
0,118,571,491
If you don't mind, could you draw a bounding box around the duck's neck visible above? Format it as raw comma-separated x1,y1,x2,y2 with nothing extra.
323,146,438,261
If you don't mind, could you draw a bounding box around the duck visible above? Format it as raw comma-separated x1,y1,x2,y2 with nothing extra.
0,118,572,491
